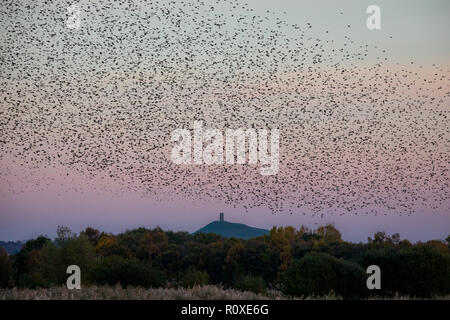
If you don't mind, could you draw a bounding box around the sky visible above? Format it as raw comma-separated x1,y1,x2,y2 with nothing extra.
0,0,449,242
245,0,450,65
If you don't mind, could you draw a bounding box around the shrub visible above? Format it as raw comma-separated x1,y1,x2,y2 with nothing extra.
396,244,450,298
182,269,210,288
40,234,96,286
360,244,450,298
235,275,266,294
0,248,13,288
14,236,50,288
358,247,398,297
334,258,367,299
282,252,367,299
92,256,165,288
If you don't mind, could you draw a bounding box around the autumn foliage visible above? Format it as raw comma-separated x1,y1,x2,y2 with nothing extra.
1,224,449,299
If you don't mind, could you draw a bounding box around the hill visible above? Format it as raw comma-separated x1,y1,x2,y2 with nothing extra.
0,240,24,255
195,214,269,239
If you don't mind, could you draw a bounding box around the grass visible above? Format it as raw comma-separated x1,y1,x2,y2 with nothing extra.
0,286,448,300
0,285,296,300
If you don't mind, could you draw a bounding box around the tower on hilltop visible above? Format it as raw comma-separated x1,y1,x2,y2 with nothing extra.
220,212,224,222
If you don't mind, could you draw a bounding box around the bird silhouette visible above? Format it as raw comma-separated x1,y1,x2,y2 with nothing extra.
0,0,448,219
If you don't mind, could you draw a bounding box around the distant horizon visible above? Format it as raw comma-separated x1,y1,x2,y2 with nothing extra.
1,0,449,247
1,211,448,244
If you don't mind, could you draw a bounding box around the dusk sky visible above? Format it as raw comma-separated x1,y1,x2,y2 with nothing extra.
1,0,449,242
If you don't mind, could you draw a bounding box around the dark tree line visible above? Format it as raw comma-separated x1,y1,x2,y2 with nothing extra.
0,224,449,298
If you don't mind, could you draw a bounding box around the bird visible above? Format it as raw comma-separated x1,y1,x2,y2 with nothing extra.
0,0,448,221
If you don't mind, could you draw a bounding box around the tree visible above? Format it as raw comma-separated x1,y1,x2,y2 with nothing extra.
137,230,169,261
267,227,294,279
80,227,102,246
6,224,450,298
283,253,337,297
0,247,13,287
240,239,272,283
96,234,120,256
396,244,450,298
92,256,164,288
235,275,266,294
368,231,401,246
41,231,96,286
283,252,367,299
55,226,75,246
183,268,210,288
316,224,343,243
14,235,50,287
359,247,399,297
225,240,245,281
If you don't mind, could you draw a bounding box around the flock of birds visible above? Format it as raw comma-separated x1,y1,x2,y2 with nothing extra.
1,0,449,217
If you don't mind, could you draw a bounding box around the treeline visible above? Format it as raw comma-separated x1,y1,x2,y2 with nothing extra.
0,241,24,255
0,225,449,298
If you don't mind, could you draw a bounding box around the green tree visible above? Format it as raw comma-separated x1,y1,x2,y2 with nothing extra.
283,252,366,299
92,255,164,288
0,247,13,287
40,227,96,286
316,224,343,243
80,227,102,246
235,275,266,294
396,244,450,298
368,231,401,246
14,235,50,287
183,268,210,288
225,240,245,282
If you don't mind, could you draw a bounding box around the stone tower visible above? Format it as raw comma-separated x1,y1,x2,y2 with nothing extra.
220,212,224,222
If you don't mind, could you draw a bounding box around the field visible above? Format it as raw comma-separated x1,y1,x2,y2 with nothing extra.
0,285,293,300
1,285,449,300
